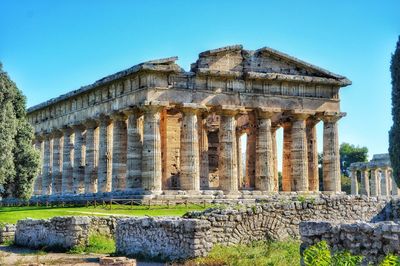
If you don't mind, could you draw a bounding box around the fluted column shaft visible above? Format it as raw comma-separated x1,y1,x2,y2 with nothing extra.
33,137,44,195
370,168,379,196
127,111,142,190
73,125,85,194
219,110,238,194
112,113,128,191
98,116,113,193
255,111,274,191
62,128,74,194
42,134,53,195
307,119,319,191
142,105,163,193
381,168,389,196
84,120,99,193
282,122,292,191
391,170,398,196
360,169,370,196
271,126,279,192
322,114,343,192
199,116,209,189
180,107,200,191
291,114,309,191
350,169,358,195
51,131,63,195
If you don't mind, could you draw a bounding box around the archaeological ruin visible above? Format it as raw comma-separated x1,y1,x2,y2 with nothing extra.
27,45,351,200
350,153,398,197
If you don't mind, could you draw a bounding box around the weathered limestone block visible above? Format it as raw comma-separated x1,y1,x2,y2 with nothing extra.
62,127,74,194
370,168,379,197
291,114,309,191
282,122,292,191
112,113,128,191
126,110,142,190
381,169,389,196
350,169,358,195
306,118,319,192
98,115,113,193
84,119,99,193
51,130,63,195
180,105,201,192
73,125,86,194
0,224,16,244
360,168,370,197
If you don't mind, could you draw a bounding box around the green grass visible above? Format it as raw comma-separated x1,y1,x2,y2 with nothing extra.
69,233,116,254
0,204,210,224
192,240,301,266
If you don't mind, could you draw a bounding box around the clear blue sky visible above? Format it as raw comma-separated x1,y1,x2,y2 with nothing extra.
1,0,399,163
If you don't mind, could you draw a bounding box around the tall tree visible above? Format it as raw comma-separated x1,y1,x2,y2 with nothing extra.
389,36,400,187
339,142,369,175
0,63,40,199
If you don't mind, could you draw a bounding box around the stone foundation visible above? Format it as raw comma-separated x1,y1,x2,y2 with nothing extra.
0,224,16,244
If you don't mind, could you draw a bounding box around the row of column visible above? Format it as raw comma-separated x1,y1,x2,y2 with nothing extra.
350,167,398,197
33,104,344,196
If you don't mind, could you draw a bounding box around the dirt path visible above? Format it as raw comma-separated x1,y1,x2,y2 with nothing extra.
0,245,165,266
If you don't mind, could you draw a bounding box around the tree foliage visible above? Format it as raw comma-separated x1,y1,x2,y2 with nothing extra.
389,36,400,187
0,63,40,199
339,142,368,175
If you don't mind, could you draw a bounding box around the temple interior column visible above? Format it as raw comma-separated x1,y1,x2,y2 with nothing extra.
218,109,239,195
42,133,53,195
84,119,99,193
255,109,274,192
271,126,279,192
282,121,292,191
291,113,309,191
306,118,319,192
180,105,201,192
73,125,86,194
112,113,128,191
51,130,63,195
126,109,143,190
350,169,358,195
370,167,378,196
98,115,113,193
33,136,44,195
199,114,209,189
141,104,163,194
61,127,74,194
360,167,370,196
322,113,343,192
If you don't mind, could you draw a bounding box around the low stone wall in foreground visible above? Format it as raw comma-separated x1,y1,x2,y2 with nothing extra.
0,224,16,244
299,221,400,264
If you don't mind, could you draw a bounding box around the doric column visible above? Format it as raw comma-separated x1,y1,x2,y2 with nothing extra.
360,166,370,196
218,107,241,194
282,121,292,191
51,130,63,195
142,102,166,194
111,112,128,191
199,114,209,189
306,118,320,191
61,127,74,194
236,131,243,189
255,108,277,192
390,169,398,196
370,167,379,196
73,124,86,194
180,104,203,192
84,119,99,193
271,125,279,192
97,115,113,193
42,133,53,195
350,168,358,195
291,113,310,192
322,112,345,192
126,109,143,190
245,112,256,188
381,168,389,196
33,136,44,195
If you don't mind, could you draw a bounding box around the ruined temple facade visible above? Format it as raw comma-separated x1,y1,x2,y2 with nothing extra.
27,45,351,199
350,154,398,197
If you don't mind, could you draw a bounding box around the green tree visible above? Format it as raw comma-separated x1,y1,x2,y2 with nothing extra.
389,36,400,187
0,63,40,199
339,142,368,176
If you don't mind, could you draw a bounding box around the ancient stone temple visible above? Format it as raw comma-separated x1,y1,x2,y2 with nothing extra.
350,154,398,197
27,45,351,200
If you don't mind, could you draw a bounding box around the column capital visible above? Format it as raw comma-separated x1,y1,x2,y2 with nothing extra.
319,112,346,123
83,118,99,129
290,110,315,120
34,133,45,141
257,107,281,119
179,103,207,114
50,128,63,138
110,111,128,121
122,106,143,116
71,123,86,131
216,105,246,116
141,100,169,112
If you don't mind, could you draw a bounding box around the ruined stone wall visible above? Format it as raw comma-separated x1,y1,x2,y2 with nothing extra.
116,217,212,261
299,221,400,264
0,224,16,244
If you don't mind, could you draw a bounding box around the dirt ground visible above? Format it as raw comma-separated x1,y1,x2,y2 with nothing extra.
0,245,165,266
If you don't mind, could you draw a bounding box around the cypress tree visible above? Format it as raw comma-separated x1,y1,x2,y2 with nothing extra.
389,36,400,187
0,63,40,199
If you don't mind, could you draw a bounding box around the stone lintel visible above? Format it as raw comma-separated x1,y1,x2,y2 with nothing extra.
179,103,208,113
217,105,246,116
